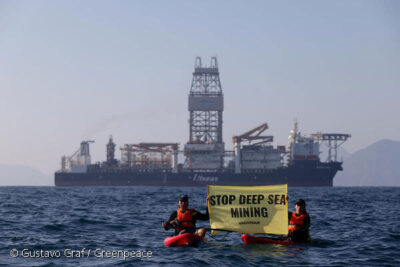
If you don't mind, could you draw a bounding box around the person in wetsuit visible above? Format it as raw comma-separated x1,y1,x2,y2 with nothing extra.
162,194,209,239
287,199,311,242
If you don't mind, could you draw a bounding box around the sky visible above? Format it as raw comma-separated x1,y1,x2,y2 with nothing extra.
0,0,399,177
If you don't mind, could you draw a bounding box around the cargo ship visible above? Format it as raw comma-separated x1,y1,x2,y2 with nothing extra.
55,57,350,187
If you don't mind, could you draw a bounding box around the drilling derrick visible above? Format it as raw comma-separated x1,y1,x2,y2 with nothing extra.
184,57,225,170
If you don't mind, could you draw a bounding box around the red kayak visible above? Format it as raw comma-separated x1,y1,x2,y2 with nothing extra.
241,234,305,246
164,233,202,247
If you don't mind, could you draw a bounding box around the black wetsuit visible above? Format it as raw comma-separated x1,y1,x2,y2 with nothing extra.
288,212,311,242
164,208,209,235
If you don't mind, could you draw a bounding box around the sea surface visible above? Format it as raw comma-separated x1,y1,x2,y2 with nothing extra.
0,186,399,266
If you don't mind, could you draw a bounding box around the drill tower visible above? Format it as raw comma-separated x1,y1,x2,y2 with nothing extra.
184,57,225,169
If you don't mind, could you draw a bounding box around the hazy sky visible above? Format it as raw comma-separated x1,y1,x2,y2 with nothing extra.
0,0,399,176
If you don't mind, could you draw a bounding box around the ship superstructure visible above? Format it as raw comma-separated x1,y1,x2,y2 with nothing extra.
55,57,350,187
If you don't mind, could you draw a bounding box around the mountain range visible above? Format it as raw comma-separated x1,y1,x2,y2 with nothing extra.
334,139,400,186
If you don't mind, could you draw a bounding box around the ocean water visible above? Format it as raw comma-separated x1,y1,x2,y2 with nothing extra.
0,186,399,266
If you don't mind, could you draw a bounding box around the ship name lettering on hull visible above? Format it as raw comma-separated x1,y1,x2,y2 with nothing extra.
190,174,219,182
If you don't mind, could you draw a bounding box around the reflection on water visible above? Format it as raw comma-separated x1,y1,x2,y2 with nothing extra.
244,243,289,259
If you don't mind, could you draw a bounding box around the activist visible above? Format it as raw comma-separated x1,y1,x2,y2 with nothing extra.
287,199,311,242
162,194,209,239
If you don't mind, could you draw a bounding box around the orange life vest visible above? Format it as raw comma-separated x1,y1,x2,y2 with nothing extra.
177,208,194,229
288,211,307,231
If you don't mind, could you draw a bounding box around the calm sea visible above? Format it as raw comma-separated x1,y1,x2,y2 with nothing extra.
0,186,399,266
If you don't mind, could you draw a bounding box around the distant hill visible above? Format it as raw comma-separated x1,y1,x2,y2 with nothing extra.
0,164,52,186
334,139,400,186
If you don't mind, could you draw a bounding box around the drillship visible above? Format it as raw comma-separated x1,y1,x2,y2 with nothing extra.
55,57,350,187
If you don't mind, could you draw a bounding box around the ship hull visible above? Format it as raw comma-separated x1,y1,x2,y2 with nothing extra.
55,162,341,187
